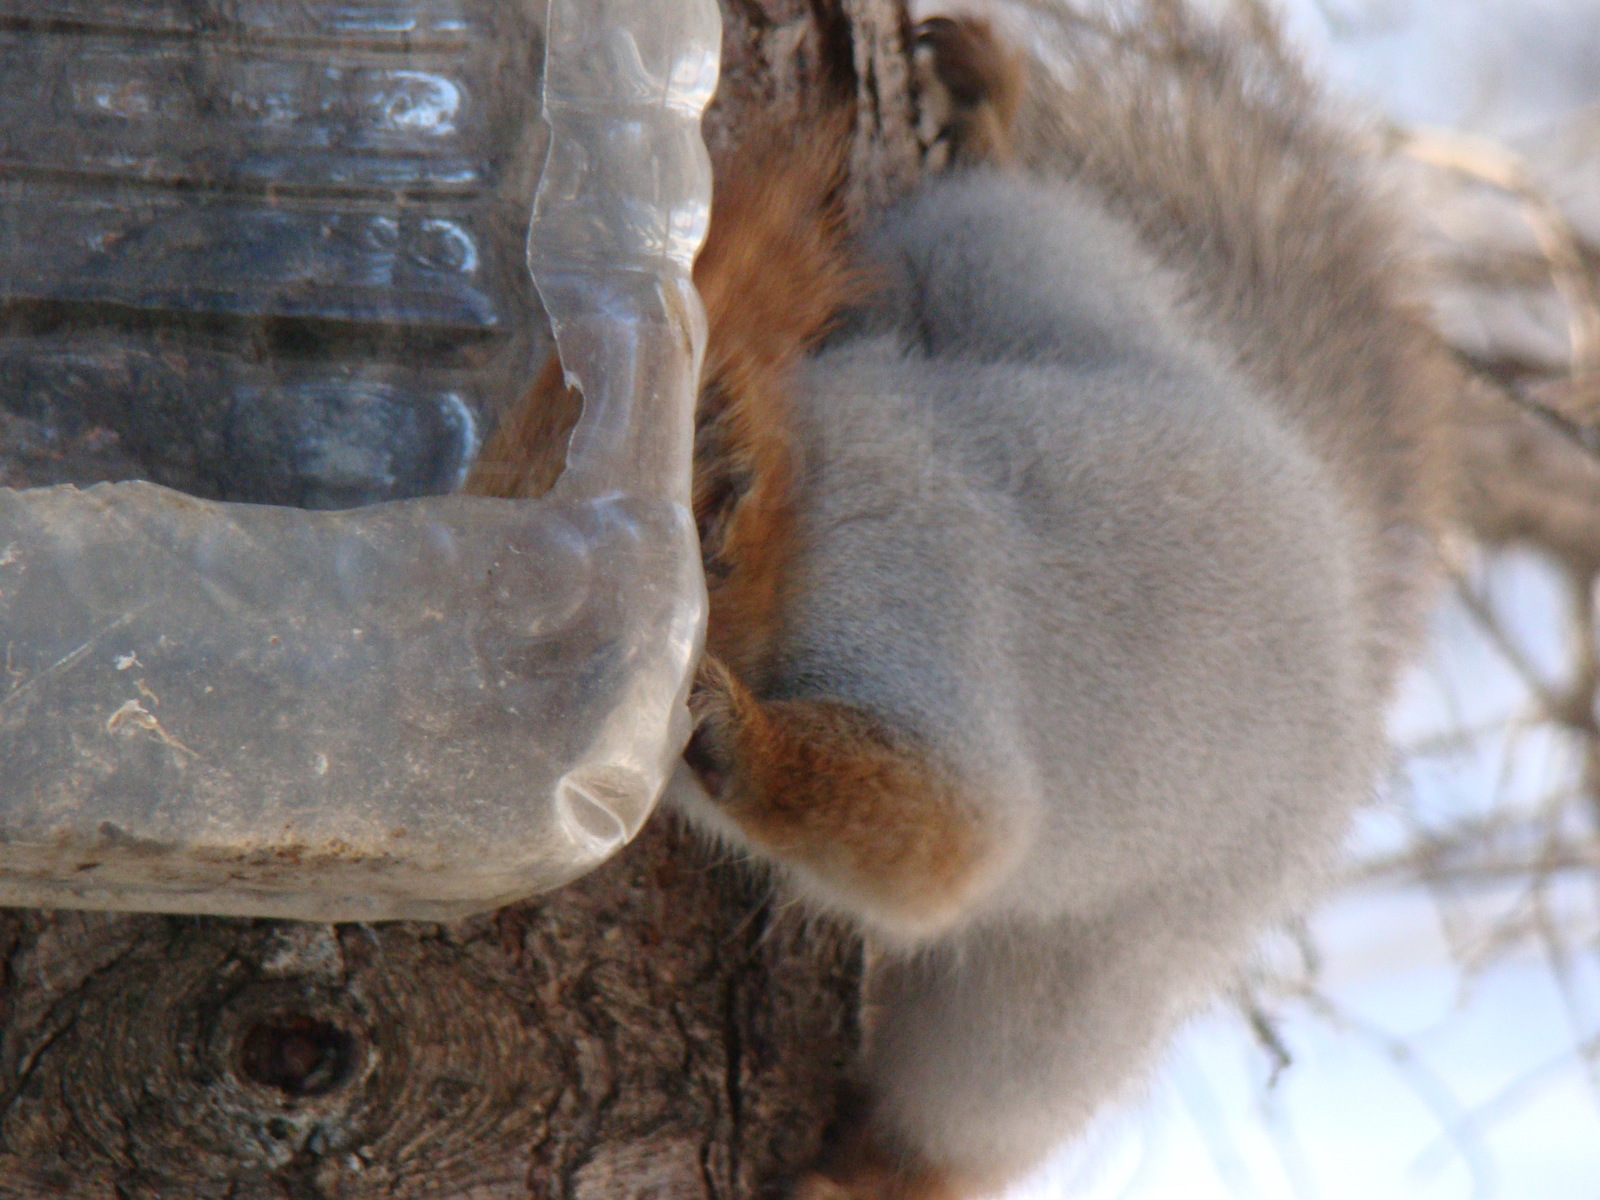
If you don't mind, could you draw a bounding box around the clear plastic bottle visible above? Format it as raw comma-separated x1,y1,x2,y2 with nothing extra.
0,0,716,920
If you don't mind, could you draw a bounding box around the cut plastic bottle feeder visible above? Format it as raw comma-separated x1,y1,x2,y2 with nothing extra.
0,0,717,920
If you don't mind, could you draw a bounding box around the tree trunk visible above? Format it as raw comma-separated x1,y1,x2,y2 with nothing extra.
0,822,864,1199
0,2,923,1197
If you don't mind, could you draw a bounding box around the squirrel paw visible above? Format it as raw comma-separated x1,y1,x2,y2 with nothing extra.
788,1092,970,1200
788,1174,856,1200
786,1166,965,1200
684,653,752,800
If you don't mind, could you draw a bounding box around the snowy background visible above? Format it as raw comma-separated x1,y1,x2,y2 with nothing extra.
996,2,1600,1196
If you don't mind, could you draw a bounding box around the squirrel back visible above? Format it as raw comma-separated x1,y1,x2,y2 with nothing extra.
1002,4,1457,680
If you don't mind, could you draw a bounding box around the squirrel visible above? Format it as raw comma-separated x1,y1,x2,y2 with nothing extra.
467,5,1458,1198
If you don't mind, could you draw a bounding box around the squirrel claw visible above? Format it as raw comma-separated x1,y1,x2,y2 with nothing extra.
788,1174,854,1200
685,654,747,798
785,1168,965,1200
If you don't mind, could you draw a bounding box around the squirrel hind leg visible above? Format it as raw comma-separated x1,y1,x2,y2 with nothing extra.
788,1160,969,1200
787,1083,980,1200
914,14,1027,168
685,656,1001,944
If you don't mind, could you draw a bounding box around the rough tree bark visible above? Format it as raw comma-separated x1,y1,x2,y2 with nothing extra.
0,2,925,1197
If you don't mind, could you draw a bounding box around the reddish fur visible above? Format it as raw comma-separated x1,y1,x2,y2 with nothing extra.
687,658,992,934
691,107,871,682
462,354,580,500
466,109,869,686
790,1154,968,1200
787,1084,985,1200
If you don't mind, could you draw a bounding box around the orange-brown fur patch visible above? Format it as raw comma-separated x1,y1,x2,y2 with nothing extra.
688,658,992,932
789,1084,984,1200
692,108,871,682
462,354,581,499
465,109,869,686
790,1162,968,1200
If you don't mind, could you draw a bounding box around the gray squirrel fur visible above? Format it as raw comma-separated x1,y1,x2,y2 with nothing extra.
661,5,1460,1195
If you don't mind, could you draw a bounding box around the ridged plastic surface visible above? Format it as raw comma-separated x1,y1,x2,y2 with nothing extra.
0,0,552,508
0,0,716,920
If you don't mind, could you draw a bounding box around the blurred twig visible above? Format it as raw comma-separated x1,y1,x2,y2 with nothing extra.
1411,1033,1600,1182
1394,125,1600,379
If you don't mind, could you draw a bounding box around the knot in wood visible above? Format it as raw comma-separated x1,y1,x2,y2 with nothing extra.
236,1012,362,1098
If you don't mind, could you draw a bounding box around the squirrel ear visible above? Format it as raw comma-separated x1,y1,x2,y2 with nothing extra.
914,15,1027,168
